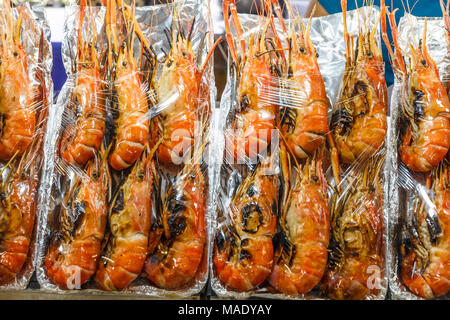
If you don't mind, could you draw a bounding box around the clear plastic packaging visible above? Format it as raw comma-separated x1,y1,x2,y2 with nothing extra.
35,0,216,297
210,4,388,300
387,12,450,300
0,2,53,291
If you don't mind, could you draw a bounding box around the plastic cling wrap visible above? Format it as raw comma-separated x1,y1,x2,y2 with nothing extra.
0,2,52,290
211,4,389,300
388,13,450,300
36,0,215,297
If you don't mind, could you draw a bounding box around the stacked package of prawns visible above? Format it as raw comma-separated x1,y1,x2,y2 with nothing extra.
36,0,217,296
0,1,52,290
387,1,450,300
211,0,389,300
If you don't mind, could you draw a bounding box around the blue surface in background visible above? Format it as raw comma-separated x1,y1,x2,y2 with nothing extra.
51,42,67,94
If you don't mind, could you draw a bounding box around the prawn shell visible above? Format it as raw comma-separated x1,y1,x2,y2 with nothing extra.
95,156,152,291
213,165,278,292
45,160,108,289
269,163,329,295
0,181,36,285
145,165,206,290
0,41,35,160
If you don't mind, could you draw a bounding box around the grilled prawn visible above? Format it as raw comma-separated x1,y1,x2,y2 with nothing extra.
0,0,36,160
269,144,329,295
106,0,150,171
0,9,47,285
213,155,278,292
60,1,106,167
150,8,219,165
331,0,387,164
0,133,44,285
95,146,153,291
144,142,206,289
223,0,277,163
382,5,450,172
323,155,385,300
0,148,39,285
399,160,450,299
270,0,329,159
45,151,110,289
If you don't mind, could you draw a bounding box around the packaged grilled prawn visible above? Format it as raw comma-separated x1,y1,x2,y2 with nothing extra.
0,1,53,290
210,0,389,300
386,7,450,300
36,0,217,297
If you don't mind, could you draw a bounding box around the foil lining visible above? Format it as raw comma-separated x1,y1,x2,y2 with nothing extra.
388,13,450,301
35,0,215,298
0,2,53,291
210,6,390,300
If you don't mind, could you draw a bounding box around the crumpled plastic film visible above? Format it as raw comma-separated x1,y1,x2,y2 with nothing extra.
388,13,450,300
0,2,53,290
36,0,215,297
211,5,389,300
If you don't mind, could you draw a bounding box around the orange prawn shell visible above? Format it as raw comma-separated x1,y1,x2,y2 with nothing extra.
425,180,450,296
60,65,106,166
157,37,200,107
383,7,450,172
401,163,450,298
60,2,106,167
0,170,38,285
145,165,206,289
323,181,384,300
334,54,388,164
269,160,329,295
0,42,36,160
282,29,329,159
399,61,450,172
109,45,150,171
45,161,108,289
95,156,152,291
227,36,276,162
213,166,278,292
155,36,205,164
231,169,277,236
332,2,388,164
213,236,274,292
322,151,385,300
